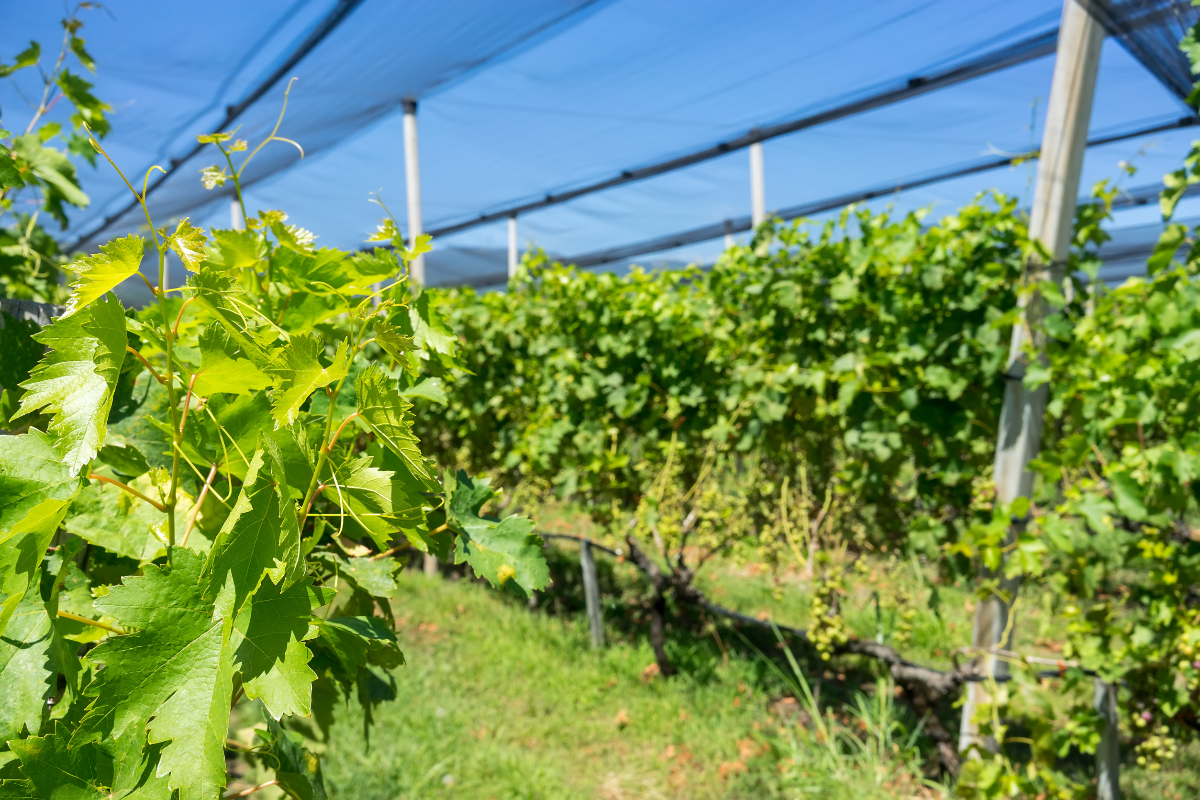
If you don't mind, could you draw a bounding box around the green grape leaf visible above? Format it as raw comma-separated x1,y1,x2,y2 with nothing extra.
0,141,23,190
233,577,316,720
9,135,88,226
66,131,98,167
74,550,234,800
0,429,81,537
400,377,447,405
264,334,349,429
272,248,380,296
202,435,302,614
408,292,456,359
0,42,40,78
107,732,171,800
276,293,349,336
313,553,401,599
209,229,267,270
199,165,229,191
60,236,142,318
106,371,173,471
0,772,37,799
189,268,272,367
373,320,419,377
55,69,111,137
338,557,401,597
0,312,43,416
64,476,197,562
1108,470,1148,522
0,492,73,638
166,218,207,272
365,218,400,245
1148,223,1188,273
316,617,403,674
446,470,548,596
344,250,401,293
172,391,273,483
270,221,316,254
94,441,150,479
0,429,79,636
187,322,272,396
69,35,96,72
8,723,112,800
261,717,327,800
15,293,127,474
0,598,55,742
354,363,432,482
325,454,425,550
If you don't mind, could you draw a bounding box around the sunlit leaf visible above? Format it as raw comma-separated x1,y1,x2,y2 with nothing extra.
167,217,207,272
15,293,127,473
354,363,431,482
60,236,143,318
264,334,349,429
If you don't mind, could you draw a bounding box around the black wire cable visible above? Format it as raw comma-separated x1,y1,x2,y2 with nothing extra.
63,0,369,253
425,27,1063,239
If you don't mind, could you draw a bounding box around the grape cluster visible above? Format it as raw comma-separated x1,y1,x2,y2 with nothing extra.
893,585,916,649
809,573,849,661
1133,722,1177,770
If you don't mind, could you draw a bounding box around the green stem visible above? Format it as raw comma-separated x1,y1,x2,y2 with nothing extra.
220,146,275,314
298,320,371,529
88,473,167,513
57,610,125,635
221,147,249,230
298,389,341,532
155,245,182,560
126,347,168,385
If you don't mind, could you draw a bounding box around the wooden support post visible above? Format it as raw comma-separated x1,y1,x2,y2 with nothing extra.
580,540,604,648
1095,679,1120,800
230,199,244,231
960,0,1104,755
508,214,519,278
423,553,438,577
402,97,426,285
749,141,766,228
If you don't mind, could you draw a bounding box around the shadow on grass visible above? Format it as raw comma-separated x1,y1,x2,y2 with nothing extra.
516,543,955,773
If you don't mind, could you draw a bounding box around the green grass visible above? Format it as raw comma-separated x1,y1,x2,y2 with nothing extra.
303,570,935,800
232,518,1198,799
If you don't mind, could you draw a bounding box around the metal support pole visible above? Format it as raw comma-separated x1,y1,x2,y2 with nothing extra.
959,0,1104,755
402,97,426,285
1095,680,1121,800
230,199,245,232
749,141,766,228
579,540,604,648
507,214,519,278
723,218,734,249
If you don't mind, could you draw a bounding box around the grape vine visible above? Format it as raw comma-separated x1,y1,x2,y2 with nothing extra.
0,92,549,800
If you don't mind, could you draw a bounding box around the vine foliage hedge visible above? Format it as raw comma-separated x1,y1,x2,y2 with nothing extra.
420,154,1200,792
0,102,549,799
421,197,1035,669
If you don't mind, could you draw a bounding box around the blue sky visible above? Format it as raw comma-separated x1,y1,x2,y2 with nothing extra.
3,0,1198,288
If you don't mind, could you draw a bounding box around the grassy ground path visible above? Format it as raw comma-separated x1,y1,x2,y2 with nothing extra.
313,571,917,800
300,560,1200,799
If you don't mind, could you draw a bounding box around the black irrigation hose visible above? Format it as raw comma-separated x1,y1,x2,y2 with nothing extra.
536,531,1102,683
536,530,623,558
